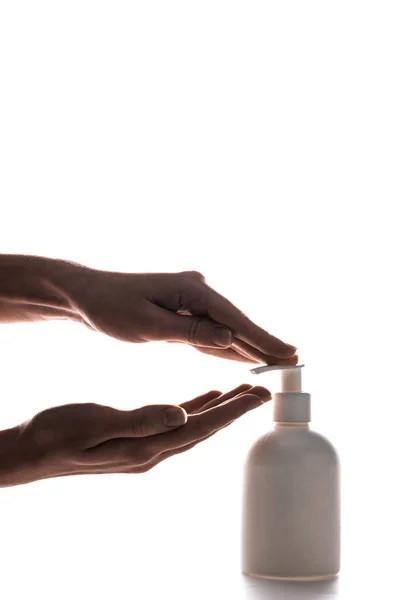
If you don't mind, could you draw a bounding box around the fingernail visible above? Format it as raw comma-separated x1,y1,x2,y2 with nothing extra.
285,344,297,353
261,391,272,403
248,391,272,405
246,394,264,408
163,407,187,427
212,327,232,347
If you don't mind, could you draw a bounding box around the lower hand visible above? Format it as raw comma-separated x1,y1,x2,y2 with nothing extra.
13,384,270,485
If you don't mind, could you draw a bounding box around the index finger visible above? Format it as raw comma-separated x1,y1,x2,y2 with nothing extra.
151,386,271,455
205,285,297,359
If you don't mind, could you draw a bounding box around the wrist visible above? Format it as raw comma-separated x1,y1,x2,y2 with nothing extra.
0,254,88,322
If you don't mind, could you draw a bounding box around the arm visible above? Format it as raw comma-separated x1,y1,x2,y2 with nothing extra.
0,254,86,324
1,254,297,362
0,424,27,487
0,385,270,488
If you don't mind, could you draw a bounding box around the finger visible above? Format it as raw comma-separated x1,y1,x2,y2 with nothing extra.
91,386,253,463
194,343,299,365
180,385,251,416
199,384,253,411
81,388,268,467
194,346,255,363
158,414,238,463
151,386,271,455
162,273,296,357
180,390,222,414
91,404,188,444
152,306,233,349
232,338,299,365
180,383,252,415
202,285,297,358
147,387,266,465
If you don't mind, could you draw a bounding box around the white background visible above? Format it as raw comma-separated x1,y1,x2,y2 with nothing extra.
0,1,399,598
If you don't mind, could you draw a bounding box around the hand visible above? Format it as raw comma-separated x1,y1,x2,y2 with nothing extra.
14,384,271,484
65,269,298,365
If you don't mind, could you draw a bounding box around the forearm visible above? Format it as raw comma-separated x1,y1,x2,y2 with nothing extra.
0,425,32,488
0,254,87,324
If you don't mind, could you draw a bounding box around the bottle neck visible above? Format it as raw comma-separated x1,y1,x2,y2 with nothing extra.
273,392,311,423
274,422,310,428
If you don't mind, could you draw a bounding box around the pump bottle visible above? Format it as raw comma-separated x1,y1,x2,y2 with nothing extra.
241,365,340,581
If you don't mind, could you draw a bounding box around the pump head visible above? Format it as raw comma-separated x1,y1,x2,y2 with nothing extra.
250,364,310,423
250,364,304,392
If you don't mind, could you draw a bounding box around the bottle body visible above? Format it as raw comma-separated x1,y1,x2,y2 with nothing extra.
241,424,340,581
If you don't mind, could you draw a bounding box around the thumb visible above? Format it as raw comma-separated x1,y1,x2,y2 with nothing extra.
103,404,188,441
160,312,233,348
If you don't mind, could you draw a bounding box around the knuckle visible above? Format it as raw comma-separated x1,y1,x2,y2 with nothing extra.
19,412,68,468
177,272,210,316
187,317,202,344
181,270,206,282
22,410,55,450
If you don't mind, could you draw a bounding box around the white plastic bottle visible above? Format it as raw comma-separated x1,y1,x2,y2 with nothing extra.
241,365,340,581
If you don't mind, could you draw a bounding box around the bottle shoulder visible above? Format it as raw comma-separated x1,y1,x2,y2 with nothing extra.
245,426,339,466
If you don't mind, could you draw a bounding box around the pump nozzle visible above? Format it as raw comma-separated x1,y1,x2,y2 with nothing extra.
250,364,304,375
250,364,309,422
281,367,302,393
250,364,304,393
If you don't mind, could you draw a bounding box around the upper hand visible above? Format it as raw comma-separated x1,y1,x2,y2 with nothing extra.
68,269,298,365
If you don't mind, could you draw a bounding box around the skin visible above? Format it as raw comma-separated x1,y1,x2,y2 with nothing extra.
0,255,298,487
1,385,271,487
